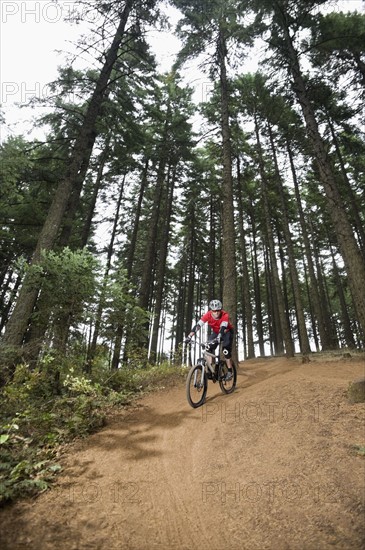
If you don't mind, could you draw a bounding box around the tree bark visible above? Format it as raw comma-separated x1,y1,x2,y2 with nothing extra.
287,141,334,350
326,114,365,260
248,202,265,356
126,158,149,279
149,164,177,361
138,124,170,313
236,157,255,359
218,27,238,361
80,137,111,248
254,114,294,357
86,176,125,370
268,124,311,354
329,242,356,349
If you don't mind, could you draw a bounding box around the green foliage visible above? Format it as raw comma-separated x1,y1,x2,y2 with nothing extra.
0,414,62,504
63,368,102,396
0,136,66,266
99,361,186,398
38,247,99,320
0,357,104,505
100,269,150,352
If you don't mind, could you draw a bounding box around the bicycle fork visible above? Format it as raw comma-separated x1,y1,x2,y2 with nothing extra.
194,361,202,387
195,360,215,387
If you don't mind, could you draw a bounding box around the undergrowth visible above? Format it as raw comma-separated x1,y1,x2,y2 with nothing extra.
0,356,186,506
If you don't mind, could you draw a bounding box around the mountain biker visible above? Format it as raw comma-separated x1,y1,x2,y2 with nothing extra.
185,299,234,381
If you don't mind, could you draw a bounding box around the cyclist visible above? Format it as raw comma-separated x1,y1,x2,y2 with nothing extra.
185,299,234,381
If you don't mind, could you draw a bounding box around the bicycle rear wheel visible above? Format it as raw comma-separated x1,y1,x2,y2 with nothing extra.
218,361,237,394
186,365,207,408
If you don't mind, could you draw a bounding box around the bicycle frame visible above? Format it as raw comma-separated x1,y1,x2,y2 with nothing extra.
188,339,221,380
195,349,216,383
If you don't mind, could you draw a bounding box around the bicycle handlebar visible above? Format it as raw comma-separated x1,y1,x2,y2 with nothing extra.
184,337,220,347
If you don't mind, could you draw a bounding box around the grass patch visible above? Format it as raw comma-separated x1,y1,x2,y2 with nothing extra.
351,444,365,457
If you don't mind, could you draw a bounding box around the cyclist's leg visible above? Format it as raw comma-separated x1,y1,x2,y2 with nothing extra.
206,332,219,368
222,330,234,377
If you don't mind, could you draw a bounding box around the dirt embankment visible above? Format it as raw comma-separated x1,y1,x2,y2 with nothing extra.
1,353,364,549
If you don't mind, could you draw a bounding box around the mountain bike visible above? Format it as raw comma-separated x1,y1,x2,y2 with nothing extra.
185,339,237,408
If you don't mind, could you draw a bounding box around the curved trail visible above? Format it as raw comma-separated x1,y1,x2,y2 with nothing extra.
1,356,364,549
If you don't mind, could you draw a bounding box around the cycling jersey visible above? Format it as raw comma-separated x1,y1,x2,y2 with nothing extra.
198,309,233,334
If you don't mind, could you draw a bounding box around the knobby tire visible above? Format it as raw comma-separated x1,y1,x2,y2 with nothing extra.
218,361,237,394
186,364,207,408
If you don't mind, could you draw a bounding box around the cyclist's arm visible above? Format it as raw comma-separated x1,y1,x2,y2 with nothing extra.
188,319,204,338
218,318,229,339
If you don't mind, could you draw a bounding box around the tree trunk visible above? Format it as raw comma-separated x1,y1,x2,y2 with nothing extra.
149,164,177,362
265,246,283,355
126,158,150,279
313,240,339,350
303,258,320,351
0,273,21,334
185,219,196,337
254,114,294,357
57,155,93,248
218,27,237,361
249,204,265,356
287,141,333,350
138,127,169,313
326,114,365,260
329,242,356,348
80,138,111,248
208,195,217,301
268,124,311,354
236,157,255,359
111,324,124,370
86,176,125,371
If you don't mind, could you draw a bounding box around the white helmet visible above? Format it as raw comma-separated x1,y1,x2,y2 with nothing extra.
209,299,222,310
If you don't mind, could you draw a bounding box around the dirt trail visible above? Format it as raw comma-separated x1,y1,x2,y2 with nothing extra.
1,355,365,550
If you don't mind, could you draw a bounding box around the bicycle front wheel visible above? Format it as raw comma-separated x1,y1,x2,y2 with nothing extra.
186,365,207,408
218,361,237,394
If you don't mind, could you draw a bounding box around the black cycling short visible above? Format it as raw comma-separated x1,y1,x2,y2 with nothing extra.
208,329,234,359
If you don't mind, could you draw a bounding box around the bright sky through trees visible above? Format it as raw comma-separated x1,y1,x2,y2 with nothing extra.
1,0,361,143
0,2,182,141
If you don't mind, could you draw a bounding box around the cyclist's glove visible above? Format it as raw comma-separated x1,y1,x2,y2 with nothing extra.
184,336,192,344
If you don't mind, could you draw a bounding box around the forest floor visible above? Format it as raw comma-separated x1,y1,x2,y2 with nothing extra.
0,352,364,550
